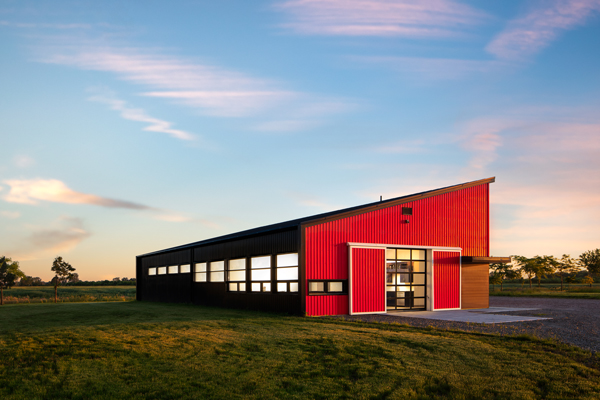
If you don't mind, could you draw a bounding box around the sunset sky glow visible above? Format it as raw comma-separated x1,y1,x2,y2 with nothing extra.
1,0,600,280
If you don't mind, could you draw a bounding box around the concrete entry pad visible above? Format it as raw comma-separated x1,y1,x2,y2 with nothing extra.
387,307,551,324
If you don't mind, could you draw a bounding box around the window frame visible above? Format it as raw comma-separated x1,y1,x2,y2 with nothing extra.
209,260,225,282
307,280,348,295
250,256,272,293
275,253,299,295
194,262,207,283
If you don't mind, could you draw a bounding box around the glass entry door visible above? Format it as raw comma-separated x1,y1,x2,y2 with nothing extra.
386,248,427,311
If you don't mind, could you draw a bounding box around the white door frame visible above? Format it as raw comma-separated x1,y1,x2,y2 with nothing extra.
347,243,462,314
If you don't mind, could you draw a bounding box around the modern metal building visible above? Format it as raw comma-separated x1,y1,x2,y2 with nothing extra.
136,177,508,316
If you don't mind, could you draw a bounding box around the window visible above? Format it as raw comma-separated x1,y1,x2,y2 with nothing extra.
309,281,324,292
308,280,347,295
228,258,246,282
252,282,271,292
210,261,225,282
168,265,178,274
386,248,427,311
195,262,207,282
251,256,271,292
158,267,167,275
229,282,246,292
402,207,413,216
328,282,343,292
180,264,191,273
276,253,299,293
148,267,157,276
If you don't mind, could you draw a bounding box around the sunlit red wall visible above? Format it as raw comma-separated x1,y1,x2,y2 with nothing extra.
433,251,461,309
350,247,386,314
304,183,489,316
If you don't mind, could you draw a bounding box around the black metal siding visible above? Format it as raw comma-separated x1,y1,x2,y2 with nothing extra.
137,228,301,313
191,228,301,314
139,249,192,303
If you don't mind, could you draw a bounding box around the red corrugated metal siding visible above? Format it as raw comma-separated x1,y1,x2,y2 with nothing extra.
306,295,349,316
304,183,489,315
433,251,461,309
351,247,386,314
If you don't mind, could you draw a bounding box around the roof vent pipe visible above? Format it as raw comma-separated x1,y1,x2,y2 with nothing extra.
380,196,382,202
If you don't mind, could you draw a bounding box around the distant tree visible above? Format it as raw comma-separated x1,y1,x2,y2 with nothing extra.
579,249,600,275
582,275,594,288
565,274,577,289
0,256,25,305
68,273,80,284
31,277,44,286
513,256,537,288
531,255,557,287
19,275,34,286
489,273,502,291
555,254,579,291
21,276,44,286
490,263,520,291
51,256,75,303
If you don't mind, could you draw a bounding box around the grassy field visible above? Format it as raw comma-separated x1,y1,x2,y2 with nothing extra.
1,286,136,304
490,283,600,299
0,302,599,399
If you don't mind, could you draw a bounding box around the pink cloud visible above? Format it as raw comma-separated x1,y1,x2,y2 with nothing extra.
275,0,488,37
486,0,600,60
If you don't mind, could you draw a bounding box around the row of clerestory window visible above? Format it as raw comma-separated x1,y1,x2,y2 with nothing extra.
149,253,299,293
148,264,191,276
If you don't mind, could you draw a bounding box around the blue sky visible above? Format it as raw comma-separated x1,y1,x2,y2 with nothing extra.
1,0,599,280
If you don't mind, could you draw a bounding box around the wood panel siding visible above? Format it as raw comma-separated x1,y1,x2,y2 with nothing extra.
461,263,489,309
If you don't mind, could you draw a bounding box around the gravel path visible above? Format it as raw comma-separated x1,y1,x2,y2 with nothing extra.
335,297,600,352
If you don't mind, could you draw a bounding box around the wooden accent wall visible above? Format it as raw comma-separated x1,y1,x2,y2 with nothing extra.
461,264,489,309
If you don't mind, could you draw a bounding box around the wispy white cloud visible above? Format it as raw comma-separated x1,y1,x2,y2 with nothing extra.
459,118,509,171
486,0,600,61
3,178,151,210
88,90,196,141
43,48,300,117
1,178,209,224
275,0,488,37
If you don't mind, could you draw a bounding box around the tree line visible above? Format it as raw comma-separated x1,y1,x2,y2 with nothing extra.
0,255,135,305
490,249,600,291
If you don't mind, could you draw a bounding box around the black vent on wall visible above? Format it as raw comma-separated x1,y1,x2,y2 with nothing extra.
402,207,413,216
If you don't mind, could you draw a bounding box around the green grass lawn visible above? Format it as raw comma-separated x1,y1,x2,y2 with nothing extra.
0,302,598,399
490,283,600,299
1,286,136,304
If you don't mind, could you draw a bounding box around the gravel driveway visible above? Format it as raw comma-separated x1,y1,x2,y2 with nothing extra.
336,297,600,352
